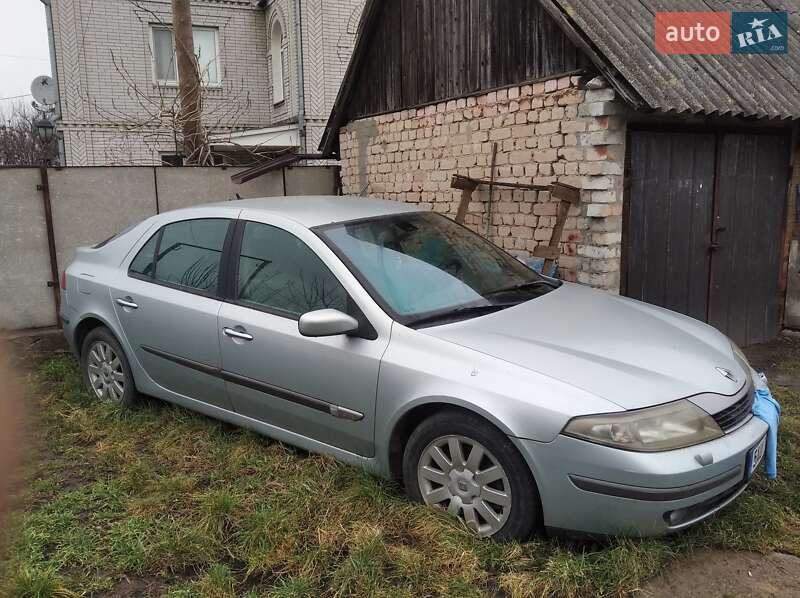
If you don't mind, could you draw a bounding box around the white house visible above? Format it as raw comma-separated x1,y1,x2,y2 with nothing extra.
41,0,364,166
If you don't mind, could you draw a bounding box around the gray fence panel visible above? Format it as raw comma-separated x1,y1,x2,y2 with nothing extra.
155,167,281,212
0,165,339,332
284,166,339,195
0,168,56,330
48,167,157,271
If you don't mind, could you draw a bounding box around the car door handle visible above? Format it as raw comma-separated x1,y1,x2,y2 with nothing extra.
116,297,138,309
223,326,254,341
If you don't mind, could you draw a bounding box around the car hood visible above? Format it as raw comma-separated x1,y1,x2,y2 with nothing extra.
420,283,747,410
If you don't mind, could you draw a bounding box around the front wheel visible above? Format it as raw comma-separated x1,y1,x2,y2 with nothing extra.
403,410,541,541
81,326,139,407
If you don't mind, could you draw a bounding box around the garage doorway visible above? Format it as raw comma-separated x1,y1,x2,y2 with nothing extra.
624,129,790,346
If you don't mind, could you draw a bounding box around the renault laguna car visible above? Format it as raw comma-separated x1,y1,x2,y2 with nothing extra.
61,196,768,540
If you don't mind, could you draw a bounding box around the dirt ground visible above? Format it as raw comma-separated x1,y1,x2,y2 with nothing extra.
640,550,800,598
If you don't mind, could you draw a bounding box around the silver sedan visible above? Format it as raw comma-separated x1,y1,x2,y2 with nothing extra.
61,196,768,540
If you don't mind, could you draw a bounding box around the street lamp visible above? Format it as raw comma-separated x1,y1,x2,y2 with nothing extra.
33,117,55,143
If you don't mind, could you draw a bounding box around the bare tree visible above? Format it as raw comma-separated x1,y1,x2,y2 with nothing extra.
172,0,204,164
86,48,262,166
0,102,57,166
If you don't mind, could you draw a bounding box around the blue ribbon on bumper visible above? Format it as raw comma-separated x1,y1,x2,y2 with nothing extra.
752,374,780,479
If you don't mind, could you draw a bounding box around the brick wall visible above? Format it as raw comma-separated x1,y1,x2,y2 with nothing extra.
338,75,626,291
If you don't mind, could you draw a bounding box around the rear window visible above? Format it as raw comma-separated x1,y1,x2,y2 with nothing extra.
93,222,138,249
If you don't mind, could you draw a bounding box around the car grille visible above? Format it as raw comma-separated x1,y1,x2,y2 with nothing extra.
711,389,754,432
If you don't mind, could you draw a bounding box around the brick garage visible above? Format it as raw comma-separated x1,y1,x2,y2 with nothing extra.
323,0,800,345
338,74,625,287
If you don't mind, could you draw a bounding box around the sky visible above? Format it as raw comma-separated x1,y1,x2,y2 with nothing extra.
0,0,51,111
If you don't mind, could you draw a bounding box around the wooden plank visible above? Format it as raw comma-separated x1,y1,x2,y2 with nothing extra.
685,134,715,322
542,198,571,273
624,131,714,324
451,174,547,191
484,142,498,237
709,133,790,345
454,183,477,224
467,0,480,94
550,182,580,204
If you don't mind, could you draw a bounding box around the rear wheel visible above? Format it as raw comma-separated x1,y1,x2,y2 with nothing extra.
403,410,541,541
81,326,138,407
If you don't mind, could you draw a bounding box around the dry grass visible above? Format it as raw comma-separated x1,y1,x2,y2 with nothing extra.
0,350,798,597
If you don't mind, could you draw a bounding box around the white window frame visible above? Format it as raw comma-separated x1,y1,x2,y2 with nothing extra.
270,18,285,104
150,25,222,88
151,25,179,86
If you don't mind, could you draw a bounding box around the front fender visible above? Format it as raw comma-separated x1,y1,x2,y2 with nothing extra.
373,324,620,474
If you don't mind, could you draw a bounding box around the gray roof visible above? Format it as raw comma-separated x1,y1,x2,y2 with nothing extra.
206,196,421,228
548,0,800,119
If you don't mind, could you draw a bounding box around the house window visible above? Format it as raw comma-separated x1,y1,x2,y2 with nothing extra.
270,18,285,104
151,25,221,86
153,27,177,83
159,153,184,167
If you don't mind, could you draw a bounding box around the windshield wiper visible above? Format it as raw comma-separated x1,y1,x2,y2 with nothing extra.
484,278,561,298
408,303,519,328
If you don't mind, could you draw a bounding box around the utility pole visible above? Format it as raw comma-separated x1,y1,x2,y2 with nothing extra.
171,0,202,164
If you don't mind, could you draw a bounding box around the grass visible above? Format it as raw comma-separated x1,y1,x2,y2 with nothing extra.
0,350,798,597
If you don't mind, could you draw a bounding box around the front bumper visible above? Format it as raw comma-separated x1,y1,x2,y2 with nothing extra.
513,414,768,536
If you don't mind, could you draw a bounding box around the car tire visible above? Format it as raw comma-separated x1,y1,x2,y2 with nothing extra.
403,409,541,541
80,326,139,407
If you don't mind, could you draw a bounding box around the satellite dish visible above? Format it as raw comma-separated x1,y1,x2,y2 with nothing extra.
30,75,57,106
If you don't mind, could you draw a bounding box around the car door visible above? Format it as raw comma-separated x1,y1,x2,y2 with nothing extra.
109,217,234,411
218,219,387,457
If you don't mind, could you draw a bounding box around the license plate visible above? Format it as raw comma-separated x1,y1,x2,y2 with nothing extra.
747,435,767,479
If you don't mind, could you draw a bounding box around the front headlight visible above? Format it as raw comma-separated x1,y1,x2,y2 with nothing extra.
562,399,723,452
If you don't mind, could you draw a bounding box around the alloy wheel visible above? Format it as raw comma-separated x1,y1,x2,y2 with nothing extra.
417,434,511,537
86,340,125,402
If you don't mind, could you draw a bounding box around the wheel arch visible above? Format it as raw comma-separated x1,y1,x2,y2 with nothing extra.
74,313,117,352
384,397,520,484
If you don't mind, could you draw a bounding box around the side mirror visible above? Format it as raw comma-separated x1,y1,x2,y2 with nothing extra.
298,309,359,337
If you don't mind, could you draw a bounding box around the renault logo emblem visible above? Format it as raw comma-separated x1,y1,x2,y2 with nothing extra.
716,367,738,384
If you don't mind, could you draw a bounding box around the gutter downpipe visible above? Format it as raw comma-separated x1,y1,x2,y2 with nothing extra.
293,0,306,153
40,0,65,166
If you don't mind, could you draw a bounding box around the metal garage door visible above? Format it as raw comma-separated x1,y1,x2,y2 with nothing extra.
624,130,790,346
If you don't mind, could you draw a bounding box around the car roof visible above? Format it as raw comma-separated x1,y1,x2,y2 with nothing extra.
201,195,423,228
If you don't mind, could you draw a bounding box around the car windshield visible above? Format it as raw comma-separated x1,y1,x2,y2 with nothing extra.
317,212,560,326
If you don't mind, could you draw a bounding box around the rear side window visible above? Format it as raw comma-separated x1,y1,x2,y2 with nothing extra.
129,233,159,277
155,219,229,292
128,218,229,294
237,221,348,317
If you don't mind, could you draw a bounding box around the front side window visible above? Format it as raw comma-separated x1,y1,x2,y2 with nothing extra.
318,212,560,325
237,221,347,317
151,25,221,85
129,218,229,293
